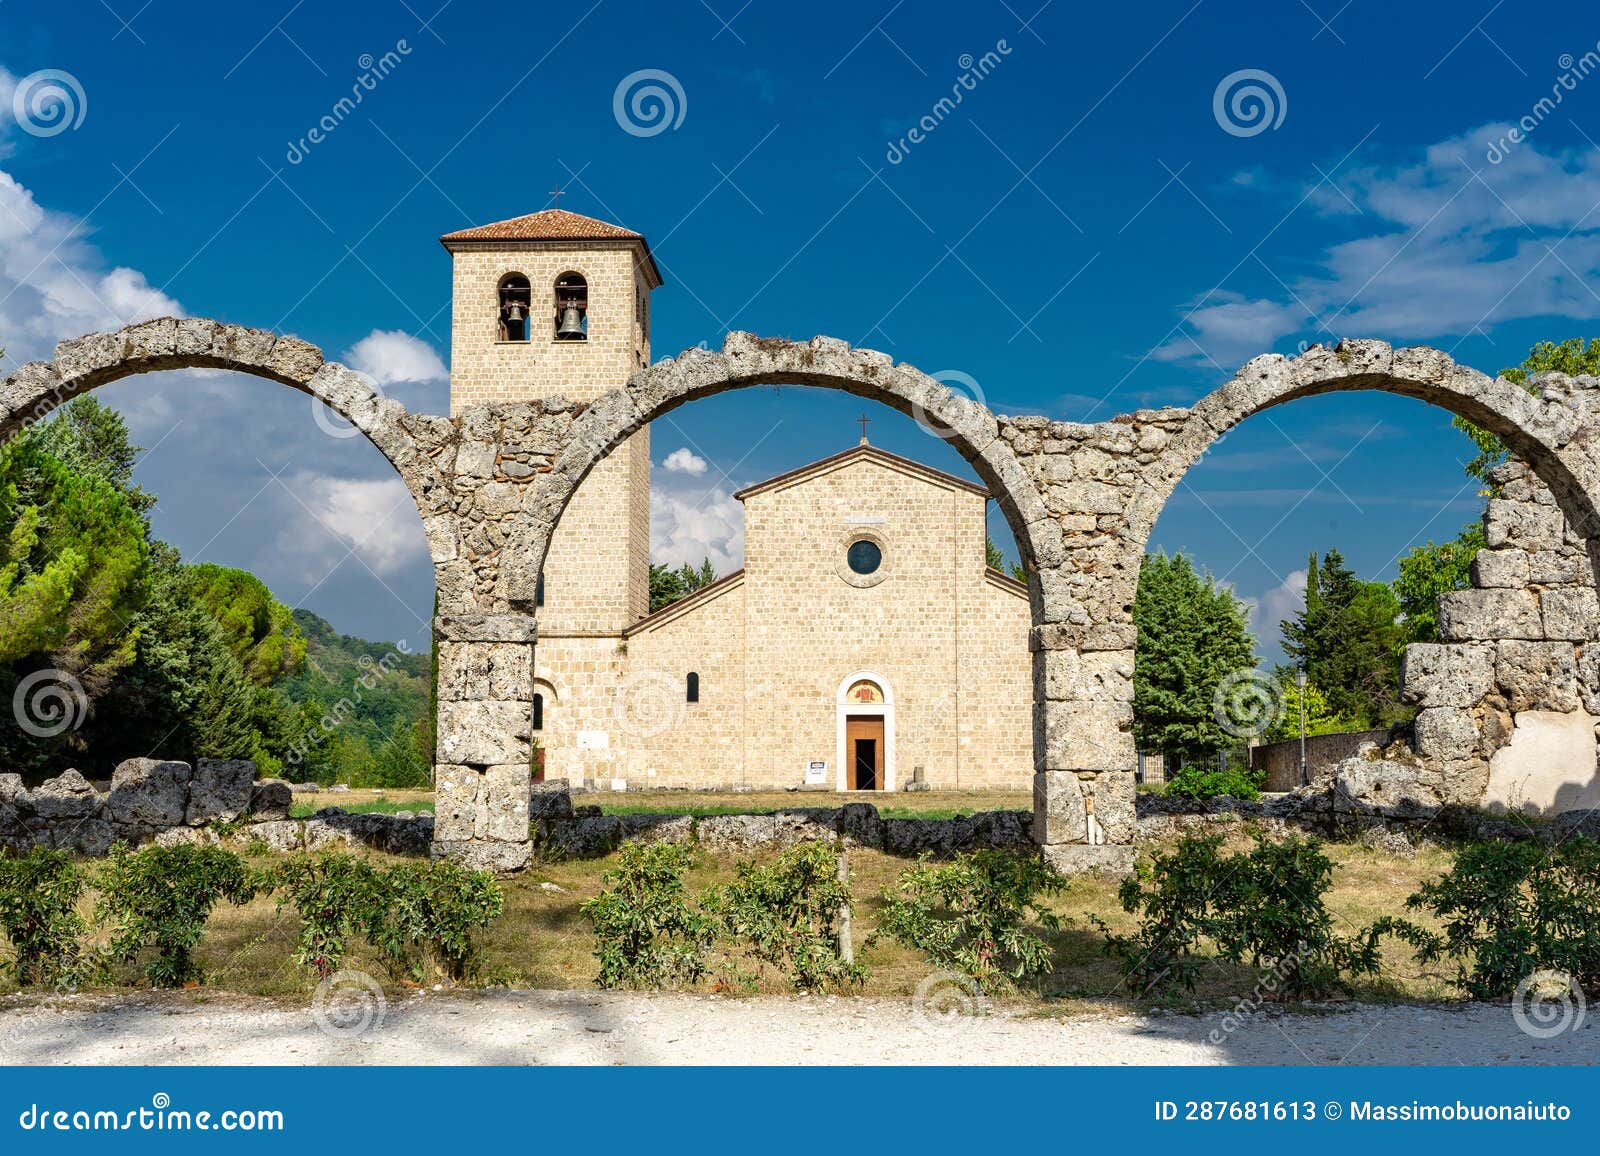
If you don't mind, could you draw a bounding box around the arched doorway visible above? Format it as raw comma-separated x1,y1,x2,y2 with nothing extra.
837,672,894,792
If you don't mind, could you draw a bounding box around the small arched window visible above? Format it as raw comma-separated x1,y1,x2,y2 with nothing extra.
535,573,546,608
555,272,588,341
686,672,700,703
498,274,531,342
532,692,544,731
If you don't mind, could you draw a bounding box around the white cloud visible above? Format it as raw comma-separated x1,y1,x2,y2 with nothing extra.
343,329,447,386
274,473,428,580
1161,125,1600,368
662,446,708,475
0,167,184,366
650,476,743,575
1242,568,1306,648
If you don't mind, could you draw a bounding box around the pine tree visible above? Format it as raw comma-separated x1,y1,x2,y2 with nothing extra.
1132,552,1257,763
1280,549,1405,727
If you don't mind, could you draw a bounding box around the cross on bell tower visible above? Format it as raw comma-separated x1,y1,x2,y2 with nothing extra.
857,413,871,445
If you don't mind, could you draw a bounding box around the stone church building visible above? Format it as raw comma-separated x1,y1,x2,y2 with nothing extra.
441,208,1032,791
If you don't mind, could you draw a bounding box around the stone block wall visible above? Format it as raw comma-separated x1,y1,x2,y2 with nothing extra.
1402,459,1600,813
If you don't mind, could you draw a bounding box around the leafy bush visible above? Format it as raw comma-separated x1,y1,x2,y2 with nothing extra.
875,850,1064,992
0,848,90,986
1163,764,1261,802
1380,837,1600,999
1095,834,1225,996
96,844,258,987
376,860,504,982
580,842,713,989
272,853,387,980
706,841,863,991
1099,833,1381,998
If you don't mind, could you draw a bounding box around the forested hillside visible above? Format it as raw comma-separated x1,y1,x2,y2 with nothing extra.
0,395,433,787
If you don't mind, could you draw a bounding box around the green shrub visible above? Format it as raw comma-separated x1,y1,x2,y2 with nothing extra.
706,841,864,991
1095,833,1223,996
1381,837,1600,999
96,844,258,988
0,848,90,986
580,842,713,989
272,853,388,980
377,859,504,982
1099,833,1381,999
875,850,1064,992
1163,764,1261,802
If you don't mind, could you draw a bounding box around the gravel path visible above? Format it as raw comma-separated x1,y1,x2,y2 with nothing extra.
3,990,1596,1065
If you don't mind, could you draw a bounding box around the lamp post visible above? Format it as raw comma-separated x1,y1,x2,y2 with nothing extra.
1296,667,1308,787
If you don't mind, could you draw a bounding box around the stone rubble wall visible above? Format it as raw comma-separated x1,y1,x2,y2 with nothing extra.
0,760,291,855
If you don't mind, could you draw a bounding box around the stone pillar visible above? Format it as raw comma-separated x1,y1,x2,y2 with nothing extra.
430,614,537,872
1003,412,1173,876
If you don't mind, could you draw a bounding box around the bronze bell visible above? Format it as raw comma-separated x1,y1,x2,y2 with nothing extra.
503,300,526,324
556,304,585,340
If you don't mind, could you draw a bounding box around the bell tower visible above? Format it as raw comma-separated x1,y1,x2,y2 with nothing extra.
441,208,661,633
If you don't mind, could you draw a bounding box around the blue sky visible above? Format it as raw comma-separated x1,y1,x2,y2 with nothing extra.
4,0,1600,656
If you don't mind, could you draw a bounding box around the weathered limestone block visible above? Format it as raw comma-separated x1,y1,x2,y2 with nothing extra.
267,335,324,384
63,819,117,856
108,758,192,827
156,826,221,848
436,701,531,766
1484,499,1565,550
531,778,574,820
1437,589,1542,641
1412,707,1480,761
431,839,532,873
1540,587,1600,641
248,820,304,852
0,774,23,808
433,764,481,842
185,758,257,826
1400,642,1494,708
1494,640,1581,712
31,769,101,820
1033,770,1135,845
247,778,293,821
1528,549,1588,585
1331,757,1444,817
1033,648,1134,702
481,764,531,842
1579,647,1600,714
1033,700,1135,771
1470,548,1529,588
1041,844,1136,875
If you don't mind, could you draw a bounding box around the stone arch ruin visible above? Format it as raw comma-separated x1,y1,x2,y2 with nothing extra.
9,324,1600,873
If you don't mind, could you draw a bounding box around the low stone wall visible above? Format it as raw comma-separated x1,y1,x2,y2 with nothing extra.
1249,729,1393,791
0,760,293,855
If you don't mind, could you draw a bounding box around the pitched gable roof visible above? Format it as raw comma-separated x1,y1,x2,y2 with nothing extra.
732,443,989,502
440,208,661,285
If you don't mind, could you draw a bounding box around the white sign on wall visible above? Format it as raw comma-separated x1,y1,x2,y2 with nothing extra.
577,730,609,750
805,760,828,785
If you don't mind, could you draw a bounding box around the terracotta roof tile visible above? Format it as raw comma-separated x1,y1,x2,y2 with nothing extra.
440,208,645,244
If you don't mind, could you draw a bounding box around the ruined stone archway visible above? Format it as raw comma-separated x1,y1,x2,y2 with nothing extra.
498,332,1061,611
1021,339,1600,834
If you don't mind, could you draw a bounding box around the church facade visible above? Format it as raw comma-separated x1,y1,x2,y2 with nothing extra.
442,208,1032,791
